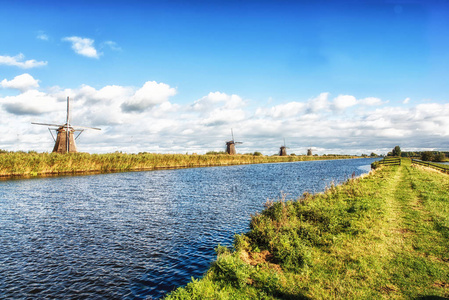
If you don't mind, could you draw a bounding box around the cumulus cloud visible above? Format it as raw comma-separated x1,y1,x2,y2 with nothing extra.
359,97,384,106
121,81,177,112
1,76,448,155
190,92,246,127
403,97,410,104
256,102,305,118
332,95,358,111
306,92,330,113
201,108,246,126
62,36,100,58
192,92,244,112
2,90,58,115
0,53,47,68
1,73,40,91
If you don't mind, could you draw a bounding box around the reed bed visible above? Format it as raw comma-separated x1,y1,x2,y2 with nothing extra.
0,152,355,178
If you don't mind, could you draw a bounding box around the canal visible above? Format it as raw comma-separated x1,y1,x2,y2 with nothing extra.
0,158,378,299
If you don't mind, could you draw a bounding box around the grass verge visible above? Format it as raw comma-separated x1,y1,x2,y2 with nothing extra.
165,159,449,299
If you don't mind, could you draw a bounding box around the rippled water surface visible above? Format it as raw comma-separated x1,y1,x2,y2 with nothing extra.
0,158,378,299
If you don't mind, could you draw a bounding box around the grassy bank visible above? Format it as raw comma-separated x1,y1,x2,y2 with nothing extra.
0,152,354,178
165,159,449,299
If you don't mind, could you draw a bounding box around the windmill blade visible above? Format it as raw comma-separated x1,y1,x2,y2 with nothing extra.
31,122,63,127
71,125,101,130
235,142,243,144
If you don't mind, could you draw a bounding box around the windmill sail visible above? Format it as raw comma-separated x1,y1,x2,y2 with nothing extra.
32,97,101,153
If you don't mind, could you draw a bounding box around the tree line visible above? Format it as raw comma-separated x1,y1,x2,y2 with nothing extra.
387,146,447,162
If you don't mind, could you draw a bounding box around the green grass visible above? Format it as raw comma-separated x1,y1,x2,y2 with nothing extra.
0,151,355,178
412,159,449,171
165,158,449,299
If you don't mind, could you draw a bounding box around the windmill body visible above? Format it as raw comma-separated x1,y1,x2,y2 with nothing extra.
226,141,237,155
53,127,77,153
279,138,289,156
279,146,287,156
225,129,242,155
32,97,100,153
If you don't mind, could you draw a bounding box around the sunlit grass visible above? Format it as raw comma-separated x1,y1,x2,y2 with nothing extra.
166,158,449,299
0,151,355,178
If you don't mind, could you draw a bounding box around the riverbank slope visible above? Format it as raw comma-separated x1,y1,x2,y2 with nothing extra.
165,159,449,299
0,152,355,178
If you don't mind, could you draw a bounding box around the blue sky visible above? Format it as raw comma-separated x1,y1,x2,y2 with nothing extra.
1,0,449,154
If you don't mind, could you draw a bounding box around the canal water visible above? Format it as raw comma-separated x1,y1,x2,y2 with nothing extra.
0,158,378,299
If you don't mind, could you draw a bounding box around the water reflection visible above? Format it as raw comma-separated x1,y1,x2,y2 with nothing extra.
0,158,379,299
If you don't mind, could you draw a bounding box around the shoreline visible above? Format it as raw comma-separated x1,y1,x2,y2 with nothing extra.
165,158,449,299
0,152,359,180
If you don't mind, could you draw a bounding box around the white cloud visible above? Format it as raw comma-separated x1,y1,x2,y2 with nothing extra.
191,92,246,127
1,90,58,115
0,53,47,68
332,95,358,111
359,97,384,106
36,31,49,41
201,108,246,126
62,36,100,58
1,74,40,91
1,78,449,155
306,92,330,113
121,81,177,112
192,92,244,112
403,97,410,104
103,41,122,51
256,102,305,118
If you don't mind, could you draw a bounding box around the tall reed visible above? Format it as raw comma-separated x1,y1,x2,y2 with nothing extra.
0,151,355,178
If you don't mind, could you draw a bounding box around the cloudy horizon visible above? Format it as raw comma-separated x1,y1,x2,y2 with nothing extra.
1,1,448,155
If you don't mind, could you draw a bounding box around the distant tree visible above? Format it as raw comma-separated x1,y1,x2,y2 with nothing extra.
421,151,434,162
307,148,313,156
433,152,446,162
253,151,263,156
392,146,401,157
370,152,377,157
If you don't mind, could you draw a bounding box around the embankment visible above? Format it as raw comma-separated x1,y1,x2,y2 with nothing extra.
165,158,449,299
0,152,355,178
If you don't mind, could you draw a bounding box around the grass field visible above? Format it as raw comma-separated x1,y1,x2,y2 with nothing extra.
0,152,354,178
165,159,449,299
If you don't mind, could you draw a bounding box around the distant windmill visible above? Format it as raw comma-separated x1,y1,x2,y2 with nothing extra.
225,129,243,155
32,97,101,153
279,138,289,156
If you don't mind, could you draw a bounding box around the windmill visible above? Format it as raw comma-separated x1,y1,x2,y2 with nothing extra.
225,129,243,155
279,138,289,156
32,97,101,153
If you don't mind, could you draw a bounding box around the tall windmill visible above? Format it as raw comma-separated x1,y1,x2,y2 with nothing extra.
32,97,101,153
225,129,243,155
279,138,289,156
